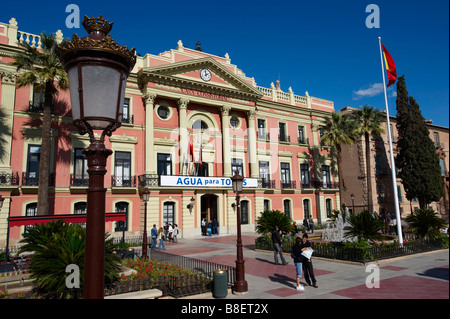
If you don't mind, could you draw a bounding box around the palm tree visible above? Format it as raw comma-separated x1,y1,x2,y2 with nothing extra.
320,111,357,209
349,106,385,213
10,33,68,215
255,210,294,235
344,210,385,242
405,209,447,239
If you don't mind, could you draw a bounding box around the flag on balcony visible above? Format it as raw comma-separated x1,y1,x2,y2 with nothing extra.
382,43,397,87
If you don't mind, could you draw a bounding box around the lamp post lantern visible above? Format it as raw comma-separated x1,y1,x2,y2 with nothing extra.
231,171,248,293
56,15,136,299
350,193,355,214
142,188,150,258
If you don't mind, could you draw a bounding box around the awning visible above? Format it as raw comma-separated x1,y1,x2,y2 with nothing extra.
8,213,127,228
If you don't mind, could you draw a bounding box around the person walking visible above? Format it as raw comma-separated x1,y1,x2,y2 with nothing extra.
173,224,179,243
150,224,158,249
168,223,174,242
201,218,206,236
308,216,314,234
272,226,288,265
300,233,317,288
157,227,166,250
291,236,304,291
303,217,309,233
207,220,212,237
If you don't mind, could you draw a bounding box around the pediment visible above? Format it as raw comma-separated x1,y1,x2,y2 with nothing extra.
138,57,263,101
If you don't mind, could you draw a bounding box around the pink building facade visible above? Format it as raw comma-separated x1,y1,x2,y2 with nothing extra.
0,19,339,246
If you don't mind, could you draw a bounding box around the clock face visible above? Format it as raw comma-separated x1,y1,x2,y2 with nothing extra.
200,69,212,81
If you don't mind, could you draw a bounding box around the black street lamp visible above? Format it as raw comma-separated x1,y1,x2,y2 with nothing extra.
56,15,136,299
231,171,248,294
142,188,150,258
350,193,355,213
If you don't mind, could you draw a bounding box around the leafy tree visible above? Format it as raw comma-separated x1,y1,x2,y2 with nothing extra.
255,210,293,235
405,209,447,239
320,112,357,208
18,220,121,295
10,33,68,215
395,76,444,208
349,105,385,213
344,210,385,242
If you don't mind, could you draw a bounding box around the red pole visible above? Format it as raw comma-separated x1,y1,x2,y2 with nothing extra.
83,140,112,299
234,192,248,293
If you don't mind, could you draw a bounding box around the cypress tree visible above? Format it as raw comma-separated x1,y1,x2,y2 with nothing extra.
395,76,444,209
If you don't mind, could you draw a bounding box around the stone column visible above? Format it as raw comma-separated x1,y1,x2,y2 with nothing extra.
247,109,258,178
221,105,232,177
178,98,189,174
143,92,157,174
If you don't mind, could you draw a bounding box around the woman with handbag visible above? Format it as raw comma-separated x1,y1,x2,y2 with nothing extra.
158,227,166,250
291,236,304,291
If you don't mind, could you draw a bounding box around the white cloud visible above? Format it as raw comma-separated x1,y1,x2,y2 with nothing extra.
353,83,384,100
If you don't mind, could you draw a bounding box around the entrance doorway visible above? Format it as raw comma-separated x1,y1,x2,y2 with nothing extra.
201,194,218,223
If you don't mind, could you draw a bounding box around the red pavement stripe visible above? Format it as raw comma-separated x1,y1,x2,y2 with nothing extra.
331,275,449,299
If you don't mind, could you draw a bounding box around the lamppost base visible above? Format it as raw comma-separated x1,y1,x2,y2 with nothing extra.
233,281,248,294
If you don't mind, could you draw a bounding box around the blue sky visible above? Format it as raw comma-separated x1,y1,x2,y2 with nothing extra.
2,0,448,127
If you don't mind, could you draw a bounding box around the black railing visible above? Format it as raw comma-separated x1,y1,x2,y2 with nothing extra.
149,249,236,287
281,180,296,189
21,172,55,186
70,174,89,187
261,179,276,188
111,175,137,187
0,172,19,186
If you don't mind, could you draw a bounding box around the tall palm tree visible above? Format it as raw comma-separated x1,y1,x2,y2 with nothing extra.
320,111,357,209
349,106,385,213
10,33,68,215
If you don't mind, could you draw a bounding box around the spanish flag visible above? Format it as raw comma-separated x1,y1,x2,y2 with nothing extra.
382,43,397,87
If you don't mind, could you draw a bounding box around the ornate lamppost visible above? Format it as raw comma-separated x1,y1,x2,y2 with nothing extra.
350,193,355,214
142,188,150,258
231,171,248,294
56,15,136,299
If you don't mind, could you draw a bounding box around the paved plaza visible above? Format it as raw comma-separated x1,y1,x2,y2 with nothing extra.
160,232,449,300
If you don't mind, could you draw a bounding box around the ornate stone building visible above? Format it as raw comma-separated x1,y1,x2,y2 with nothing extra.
0,18,339,246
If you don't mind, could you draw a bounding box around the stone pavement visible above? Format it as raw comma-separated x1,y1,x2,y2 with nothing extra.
160,232,449,299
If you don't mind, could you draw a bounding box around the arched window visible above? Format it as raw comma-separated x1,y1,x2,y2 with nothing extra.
163,201,175,225
74,202,87,214
115,202,129,232
326,198,332,218
283,199,291,218
25,203,37,232
193,120,208,131
303,199,310,218
241,200,249,225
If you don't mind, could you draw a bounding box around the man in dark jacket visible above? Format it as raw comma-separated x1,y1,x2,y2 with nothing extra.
299,233,318,288
272,226,288,265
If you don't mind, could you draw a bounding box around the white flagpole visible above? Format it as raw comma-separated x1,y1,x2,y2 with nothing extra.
378,37,403,246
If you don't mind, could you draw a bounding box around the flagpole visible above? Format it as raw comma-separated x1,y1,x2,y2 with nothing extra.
378,37,403,246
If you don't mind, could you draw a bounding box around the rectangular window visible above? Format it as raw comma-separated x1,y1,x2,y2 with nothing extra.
157,153,172,176
434,132,439,148
298,126,306,144
300,164,310,187
122,98,131,123
279,122,287,142
232,158,243,176
259,161,270,187
281,162,291,188
257,119,266,139
115,151,132,186
322,165,331,188
73,148,88,186
397,186,402,203
303,199,310,218
26,145,41,186
374,155,382,175
440,158,446,176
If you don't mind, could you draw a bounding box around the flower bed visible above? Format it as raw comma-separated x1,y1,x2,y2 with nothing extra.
117,258,212,297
